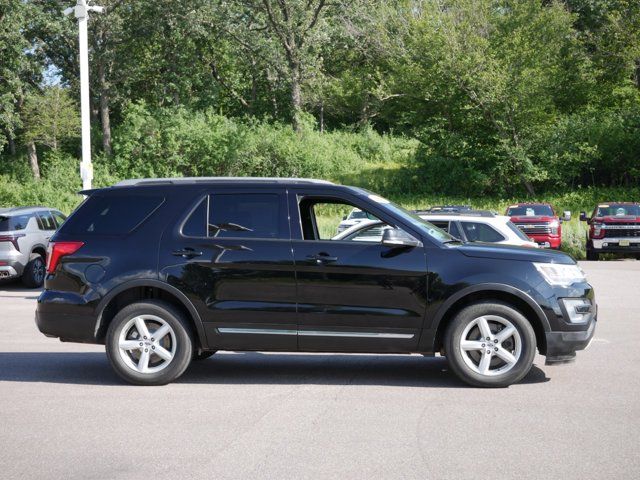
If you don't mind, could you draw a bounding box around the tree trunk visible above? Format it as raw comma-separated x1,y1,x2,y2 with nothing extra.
27,141,40,180
98,62,112,155
290,61,303,133
635,59,640,89
522,179,535,196
319,102,324,133
7,132,16,155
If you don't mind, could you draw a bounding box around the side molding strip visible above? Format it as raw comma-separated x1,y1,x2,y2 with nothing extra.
218,328,297,335
217,327,413,339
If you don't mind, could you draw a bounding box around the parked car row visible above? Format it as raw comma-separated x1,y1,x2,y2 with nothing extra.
0,206,66,287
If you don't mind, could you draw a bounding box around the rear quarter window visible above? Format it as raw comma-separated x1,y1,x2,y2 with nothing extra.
61,194,164,235
0,214,33,231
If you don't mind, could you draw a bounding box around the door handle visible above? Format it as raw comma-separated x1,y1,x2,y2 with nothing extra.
306,253,338,264
172,248,203,259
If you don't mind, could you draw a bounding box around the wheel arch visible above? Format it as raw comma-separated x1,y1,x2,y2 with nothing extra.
30,244,47,259
94,280,208,351
430,284,550,356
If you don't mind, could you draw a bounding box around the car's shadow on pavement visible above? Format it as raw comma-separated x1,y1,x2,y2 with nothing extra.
0,351,550,388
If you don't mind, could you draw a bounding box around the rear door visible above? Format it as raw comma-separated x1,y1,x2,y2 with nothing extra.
289,189,428,352
158,187,297,351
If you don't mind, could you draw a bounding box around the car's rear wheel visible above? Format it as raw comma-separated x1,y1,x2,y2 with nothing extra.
586,249,599,261
106,300,194,386
444,301,536,388
22,254,45,288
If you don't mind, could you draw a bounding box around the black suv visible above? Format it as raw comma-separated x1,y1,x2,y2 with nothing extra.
36,178,596,387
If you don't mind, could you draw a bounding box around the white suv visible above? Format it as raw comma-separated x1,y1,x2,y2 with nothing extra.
334,211,538,248
419,212,538,248
0,206,66,287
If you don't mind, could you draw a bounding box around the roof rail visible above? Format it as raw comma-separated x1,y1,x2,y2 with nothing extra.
415,209,496,218
418,205,472,213
114,177,335,187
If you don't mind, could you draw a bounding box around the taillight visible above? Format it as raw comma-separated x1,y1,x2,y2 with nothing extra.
590,223,604,239
46,241,84,274
0,234,26,251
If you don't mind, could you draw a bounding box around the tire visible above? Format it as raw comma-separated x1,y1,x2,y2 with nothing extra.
444,301,537,388
193,350,216,361
586,249,599,261
105,300,194,386
22,254,45,288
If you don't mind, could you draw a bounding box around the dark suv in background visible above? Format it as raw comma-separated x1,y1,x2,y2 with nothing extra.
36,178,596,387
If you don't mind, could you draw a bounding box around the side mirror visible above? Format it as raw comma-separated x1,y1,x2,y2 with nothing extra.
381,228,422,248
342,215,347,220
562,211,571,222
579,211,588,222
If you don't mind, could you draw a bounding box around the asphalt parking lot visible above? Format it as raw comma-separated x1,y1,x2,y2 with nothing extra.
0,261,639,480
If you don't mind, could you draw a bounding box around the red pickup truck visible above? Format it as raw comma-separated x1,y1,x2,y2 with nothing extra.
580,202,640,260
506,203,570,249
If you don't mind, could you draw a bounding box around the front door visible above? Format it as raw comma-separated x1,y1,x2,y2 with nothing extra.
159,188,297,351
290,190,428,352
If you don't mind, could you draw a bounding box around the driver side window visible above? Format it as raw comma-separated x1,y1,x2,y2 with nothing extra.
298,197,384,241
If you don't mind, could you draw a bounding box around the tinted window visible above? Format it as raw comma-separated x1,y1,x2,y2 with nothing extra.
0,214,33,231
461,222,504,242
182,199,207,237
62,195,164,235
430,221,449,232
208,194,286,239
507,205,554,216
38,212,57,231
448,221,461,239
52,211,67,228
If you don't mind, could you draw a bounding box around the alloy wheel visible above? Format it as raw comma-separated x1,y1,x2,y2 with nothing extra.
117,315,177,374
459,315,522,376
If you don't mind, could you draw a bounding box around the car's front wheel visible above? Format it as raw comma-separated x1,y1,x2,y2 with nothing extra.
106,300,194,386
444,301,536,388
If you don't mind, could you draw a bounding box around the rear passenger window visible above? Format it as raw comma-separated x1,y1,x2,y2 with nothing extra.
62,195,164,235
209,194,286,239
461,222,504,243
38,212,57,230
182,193,287,239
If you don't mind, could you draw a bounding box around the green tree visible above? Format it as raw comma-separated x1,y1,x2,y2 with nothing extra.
22,86,80,178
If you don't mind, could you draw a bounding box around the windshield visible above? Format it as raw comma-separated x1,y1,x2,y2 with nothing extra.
368,196,455,243
507,205,554,217
595,204,640,217
506,221,532,241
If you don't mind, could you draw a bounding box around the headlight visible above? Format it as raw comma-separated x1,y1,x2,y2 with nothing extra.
549,220,559,235
533,262,586,286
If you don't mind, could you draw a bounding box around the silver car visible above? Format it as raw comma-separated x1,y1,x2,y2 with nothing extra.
0,206,66,287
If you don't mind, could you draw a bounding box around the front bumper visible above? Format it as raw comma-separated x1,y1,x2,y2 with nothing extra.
526,234,561,249
545,308,596,364
592,237,640,252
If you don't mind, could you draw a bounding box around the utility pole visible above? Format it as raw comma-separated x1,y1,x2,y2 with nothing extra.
64,0,104,190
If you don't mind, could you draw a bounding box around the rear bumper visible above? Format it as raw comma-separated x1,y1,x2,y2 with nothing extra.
0,256,26,278
35,291,99,343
